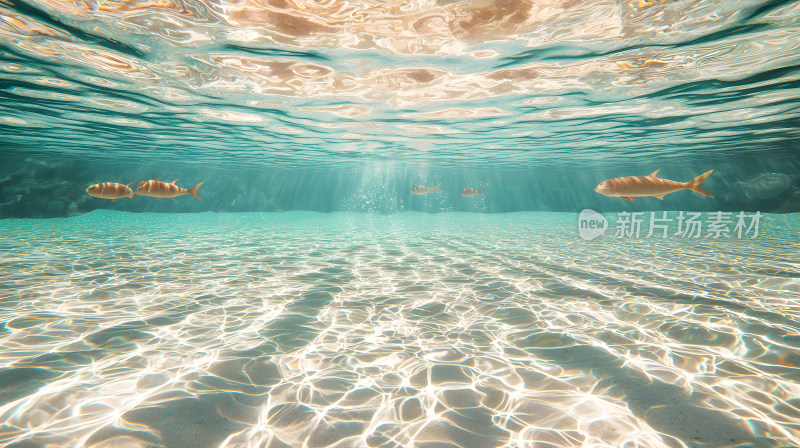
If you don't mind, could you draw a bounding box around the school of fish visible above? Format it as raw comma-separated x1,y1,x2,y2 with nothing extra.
410,185,486,197
86,178,203,201
86,170,717,205
407,170,714,201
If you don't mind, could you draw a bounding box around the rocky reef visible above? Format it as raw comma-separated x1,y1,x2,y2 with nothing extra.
0,158,101,219
737,173,793,200
729,172,800,214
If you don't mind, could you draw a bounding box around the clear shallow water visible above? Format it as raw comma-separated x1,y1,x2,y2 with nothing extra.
1,0,800,217
1,211,799,448
3,0,800,217
2,0,800,446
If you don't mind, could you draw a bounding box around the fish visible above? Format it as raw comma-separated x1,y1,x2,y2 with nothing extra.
134,178,203,200
461,188,484,197
86,182,135,200
411,184,441,195
594,169,713,202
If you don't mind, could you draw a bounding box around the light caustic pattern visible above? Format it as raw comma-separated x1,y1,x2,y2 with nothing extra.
0,211,799,448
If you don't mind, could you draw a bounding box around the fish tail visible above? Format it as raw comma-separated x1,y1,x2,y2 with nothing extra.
478,190,483,194
435,183,441,193
188,182,203,200
685,170,714,198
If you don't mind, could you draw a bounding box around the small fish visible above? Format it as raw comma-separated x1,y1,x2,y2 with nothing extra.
461,188,484,197
86,182,134,201
411,184,440,195
595,169,713,202
135,178,203,200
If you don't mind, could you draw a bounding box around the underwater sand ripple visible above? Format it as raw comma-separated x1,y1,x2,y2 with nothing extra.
0,211,799,448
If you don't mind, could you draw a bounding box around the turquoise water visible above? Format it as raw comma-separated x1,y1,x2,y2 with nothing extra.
2,0,800,447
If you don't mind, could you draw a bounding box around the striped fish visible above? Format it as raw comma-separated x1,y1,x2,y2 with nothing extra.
411,184,440,195
594,169,713,202
460,188,483,197
134,178,203,200
86,182,134,200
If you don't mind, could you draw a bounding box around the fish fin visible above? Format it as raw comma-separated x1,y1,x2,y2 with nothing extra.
125,182,133,187
435,183,441,193
685,170,714,198
112,199,116,202
188,182,203,201
129,192,134,200
171,179,178,184
155,177,160,181
621,196,635,202
649,169,660,178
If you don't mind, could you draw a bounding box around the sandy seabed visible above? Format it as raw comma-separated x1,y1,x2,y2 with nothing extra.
0,211,799,448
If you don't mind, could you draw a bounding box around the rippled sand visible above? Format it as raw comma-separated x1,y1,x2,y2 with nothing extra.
1,211,799,448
